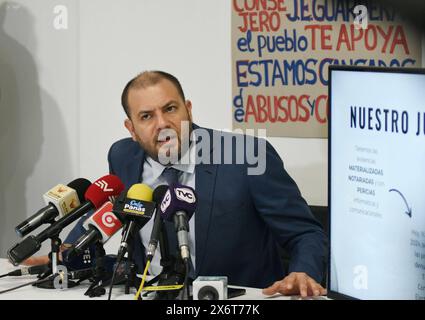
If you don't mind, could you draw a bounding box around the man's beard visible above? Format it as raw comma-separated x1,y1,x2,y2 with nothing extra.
136,121,193,165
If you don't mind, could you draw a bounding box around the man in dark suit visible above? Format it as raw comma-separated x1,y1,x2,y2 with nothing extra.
107,70,327,297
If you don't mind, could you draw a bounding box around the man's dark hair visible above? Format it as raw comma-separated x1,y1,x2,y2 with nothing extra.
121,70,186,118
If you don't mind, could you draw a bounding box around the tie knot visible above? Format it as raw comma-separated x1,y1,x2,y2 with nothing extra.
162,167,180,185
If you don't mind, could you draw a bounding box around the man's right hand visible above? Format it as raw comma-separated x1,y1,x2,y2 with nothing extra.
22,255,49,266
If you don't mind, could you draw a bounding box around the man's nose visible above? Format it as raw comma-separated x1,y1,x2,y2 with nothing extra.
156,112,171,132
155,112,170,130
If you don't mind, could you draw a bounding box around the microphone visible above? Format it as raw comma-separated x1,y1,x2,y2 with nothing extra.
15,178,92,238
112,184,155,262
7,175,125,266
2,264,49,277
65,201,123,262
160,184,197,261
146,185,169,261
66,184,158,264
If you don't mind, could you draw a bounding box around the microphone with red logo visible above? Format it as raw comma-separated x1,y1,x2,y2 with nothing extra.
64,201,123,263
7,175,125,266
160,184,197,261
15,178,92,238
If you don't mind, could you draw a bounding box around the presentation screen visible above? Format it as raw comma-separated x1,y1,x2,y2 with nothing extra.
328,66,425,300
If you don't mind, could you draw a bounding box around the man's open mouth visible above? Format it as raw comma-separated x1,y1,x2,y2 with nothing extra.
157,136,175,145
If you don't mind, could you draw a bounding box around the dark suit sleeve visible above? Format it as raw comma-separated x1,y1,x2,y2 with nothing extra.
107,141,117,175
246,139,328,283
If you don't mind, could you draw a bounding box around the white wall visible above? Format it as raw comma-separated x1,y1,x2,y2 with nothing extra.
0,0,423,257
0,0,80,257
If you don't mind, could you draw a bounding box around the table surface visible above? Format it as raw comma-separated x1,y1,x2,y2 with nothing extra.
0,259,328,300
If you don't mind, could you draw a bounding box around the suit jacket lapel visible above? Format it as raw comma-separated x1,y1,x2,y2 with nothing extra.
194,163,217,275
194,126,217,276
124,147,145,188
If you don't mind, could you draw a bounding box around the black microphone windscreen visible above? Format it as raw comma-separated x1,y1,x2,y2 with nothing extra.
153,185,169,203
67,178,92,202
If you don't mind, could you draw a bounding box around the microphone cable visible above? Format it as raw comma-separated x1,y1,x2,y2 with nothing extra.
107,253,127,301
0,275,56,295
0,264,49,279
107,258,120,301
182,258,190,300
134,260,150,300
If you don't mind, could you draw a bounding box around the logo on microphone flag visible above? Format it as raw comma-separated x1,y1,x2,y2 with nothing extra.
92,202,121,235
95,180,113,192
175,187,196,203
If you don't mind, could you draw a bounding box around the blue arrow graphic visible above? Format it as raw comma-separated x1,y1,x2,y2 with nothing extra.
389,189,412,218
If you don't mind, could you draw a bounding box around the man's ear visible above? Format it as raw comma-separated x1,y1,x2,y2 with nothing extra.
185,100,193,122
124,118,137,142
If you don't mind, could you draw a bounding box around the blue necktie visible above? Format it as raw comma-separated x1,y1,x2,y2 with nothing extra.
161,167,180,185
